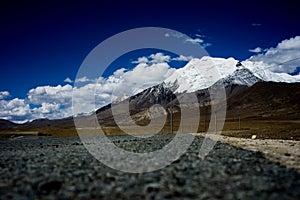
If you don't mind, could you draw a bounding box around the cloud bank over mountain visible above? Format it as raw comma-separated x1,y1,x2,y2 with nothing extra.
248,36,300,73
1,36,300,123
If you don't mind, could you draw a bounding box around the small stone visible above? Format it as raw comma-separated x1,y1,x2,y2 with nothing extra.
38,180,62,194
251,135,257,140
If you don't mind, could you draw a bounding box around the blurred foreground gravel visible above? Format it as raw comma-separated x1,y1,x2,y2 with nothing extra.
0,135,299,199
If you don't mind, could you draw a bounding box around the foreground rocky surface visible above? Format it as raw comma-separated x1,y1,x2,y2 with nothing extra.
0,135,299,199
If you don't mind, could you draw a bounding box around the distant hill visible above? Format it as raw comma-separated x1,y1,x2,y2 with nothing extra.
226,82,300,120
0,119,17,128
20,117,75,128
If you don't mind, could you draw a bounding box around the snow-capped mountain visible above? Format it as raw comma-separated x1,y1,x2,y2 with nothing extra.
122,56,300,114
242,60,300,83
220,62,262,87
125,59,258,112
164,57,237,93
164,56,300,93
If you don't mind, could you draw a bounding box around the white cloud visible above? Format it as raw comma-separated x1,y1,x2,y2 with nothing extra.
75,76,90,83
132,56,148,64
164,31,211,48
185,37,211,48
25,84,74,121
149,53,171,63
0,91,10,99
201,43,212,48
32,103,60,114
133,52,194,63
28,84,73,106
277,36,300,49
64,77,73,83
185,38,204,44
0,98,31,123
164,32,184,38
132,53,170,64
113,68,126,77
6,99,30,116
133,52,196,65
249,47,262,53
1,60,177,123
172,55,194,61
248,36,300,73
195,34,206,38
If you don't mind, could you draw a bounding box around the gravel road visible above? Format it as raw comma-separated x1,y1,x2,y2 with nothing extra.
0,135,299,199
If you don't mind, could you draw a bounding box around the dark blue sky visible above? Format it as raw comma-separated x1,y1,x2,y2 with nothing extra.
0,0,299,98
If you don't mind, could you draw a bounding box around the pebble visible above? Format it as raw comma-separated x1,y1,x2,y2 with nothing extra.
285,153,291,156
38,179,62,194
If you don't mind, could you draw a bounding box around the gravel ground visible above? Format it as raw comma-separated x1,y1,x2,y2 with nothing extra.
197,133,300,173
0,135,299,199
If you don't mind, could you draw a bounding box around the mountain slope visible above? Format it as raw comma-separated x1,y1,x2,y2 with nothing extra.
0,119,17,128
227,82,300,119
221,63,262,87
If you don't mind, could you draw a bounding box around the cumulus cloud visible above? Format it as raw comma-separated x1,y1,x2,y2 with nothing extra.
27,84,73,121
149,53,171,63
0,84,75,123
64,77,73,83
185,37,211,48
0,91,10,99
132,52,196,65
185,38,204,44
0,98,31,123
172,55,194,61
132,53,171,64
249,47,262,53
75,76,90,83
28,84,73,106
1,60,177,123
248,36,300,73
132,56,148,64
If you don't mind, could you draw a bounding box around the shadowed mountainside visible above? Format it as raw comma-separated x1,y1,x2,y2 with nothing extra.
226,82,300,120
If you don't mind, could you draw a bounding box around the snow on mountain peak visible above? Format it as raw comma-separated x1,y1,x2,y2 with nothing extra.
241,60,300,83
164,57,239,93
163,56,300,94
221,65,262,87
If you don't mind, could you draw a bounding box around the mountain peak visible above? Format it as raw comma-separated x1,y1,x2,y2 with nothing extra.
221,67,262,87
164,57,239,93
236,61,244,68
